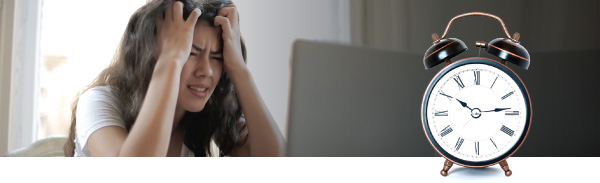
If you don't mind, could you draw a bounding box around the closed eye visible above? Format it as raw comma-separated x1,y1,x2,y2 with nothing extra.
211,57,224,62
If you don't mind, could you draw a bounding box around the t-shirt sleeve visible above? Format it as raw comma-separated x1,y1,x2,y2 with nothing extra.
75,86,126,156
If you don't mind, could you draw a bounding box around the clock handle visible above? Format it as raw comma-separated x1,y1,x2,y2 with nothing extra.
435,12,519,43
499,159,513,176
440,159,453,176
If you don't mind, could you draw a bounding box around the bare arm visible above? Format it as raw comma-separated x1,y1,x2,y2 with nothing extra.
87,1,201,157
116,58,183,156
229,68,285,156
214,5,285,157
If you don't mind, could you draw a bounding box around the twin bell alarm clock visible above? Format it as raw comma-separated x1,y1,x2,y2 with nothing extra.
421,12,532,176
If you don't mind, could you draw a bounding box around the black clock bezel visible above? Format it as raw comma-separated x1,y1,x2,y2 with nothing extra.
421,57,532,167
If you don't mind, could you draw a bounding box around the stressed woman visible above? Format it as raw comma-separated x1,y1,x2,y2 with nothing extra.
63,0,285,157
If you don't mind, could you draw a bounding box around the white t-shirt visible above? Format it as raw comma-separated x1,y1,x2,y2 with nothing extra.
74,86,194,157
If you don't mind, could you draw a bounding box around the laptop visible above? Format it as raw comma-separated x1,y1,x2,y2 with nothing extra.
285,40,439,157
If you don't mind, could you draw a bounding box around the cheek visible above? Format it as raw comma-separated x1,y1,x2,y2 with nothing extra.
211,61,223,87
212,60,223,77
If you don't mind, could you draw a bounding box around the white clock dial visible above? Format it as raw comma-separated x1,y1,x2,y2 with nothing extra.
426,63,528,163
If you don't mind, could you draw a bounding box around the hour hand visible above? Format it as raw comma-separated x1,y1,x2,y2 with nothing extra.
481,108,511,112
456,98,473,110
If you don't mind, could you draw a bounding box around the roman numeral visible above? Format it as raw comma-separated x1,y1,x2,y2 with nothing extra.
474,71,480,85
454,137,464,151
439,91,453,101
505,111,520,116
475,141,480,155
435,110,448,116
454,76,465,89
439,125,453,137
490,76,498,89
490,138,498,150
501,91,515,100
500,125,515,136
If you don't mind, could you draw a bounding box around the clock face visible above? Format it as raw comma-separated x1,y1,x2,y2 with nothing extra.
422,58,531,166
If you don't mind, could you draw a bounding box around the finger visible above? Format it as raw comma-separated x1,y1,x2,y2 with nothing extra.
214,16,232,37
173,1,184,22
217,7,239,29
222,4,236,10
165,1,174,21
186,8,202,27
217,7,233,17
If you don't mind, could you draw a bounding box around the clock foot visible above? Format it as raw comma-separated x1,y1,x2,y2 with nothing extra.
499,160,512,176
440,159,453,176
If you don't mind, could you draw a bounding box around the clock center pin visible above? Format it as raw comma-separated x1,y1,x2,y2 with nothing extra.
471,108,482,118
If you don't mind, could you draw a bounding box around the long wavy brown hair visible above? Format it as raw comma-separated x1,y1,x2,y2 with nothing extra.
64,0,247,157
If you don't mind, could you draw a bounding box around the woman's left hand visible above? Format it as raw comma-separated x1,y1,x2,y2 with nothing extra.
214,4,246,74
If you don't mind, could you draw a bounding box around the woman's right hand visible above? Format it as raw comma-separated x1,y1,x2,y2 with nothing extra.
156,1,202,66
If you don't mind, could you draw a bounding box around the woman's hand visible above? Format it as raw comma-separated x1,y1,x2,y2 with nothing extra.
156,1,202,66
214,4,247,74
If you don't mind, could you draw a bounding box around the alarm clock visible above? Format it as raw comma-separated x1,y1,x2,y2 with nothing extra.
421,12,532,176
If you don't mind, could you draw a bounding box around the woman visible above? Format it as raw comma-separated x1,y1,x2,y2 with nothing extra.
63,0,285,157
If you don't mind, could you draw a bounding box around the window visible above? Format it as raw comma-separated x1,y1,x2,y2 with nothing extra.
38,0,147,140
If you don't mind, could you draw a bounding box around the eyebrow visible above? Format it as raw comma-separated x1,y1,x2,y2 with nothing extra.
192,44,223,55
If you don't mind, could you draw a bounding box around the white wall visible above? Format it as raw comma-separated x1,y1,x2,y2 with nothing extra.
235,0,350,137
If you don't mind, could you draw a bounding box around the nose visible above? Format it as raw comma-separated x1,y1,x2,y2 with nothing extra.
194,55,213,78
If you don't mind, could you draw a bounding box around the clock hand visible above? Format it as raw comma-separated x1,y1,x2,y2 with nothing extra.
456,98,473,110
481,108,511,112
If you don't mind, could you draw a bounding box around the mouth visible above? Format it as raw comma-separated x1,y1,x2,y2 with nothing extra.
188,86,207,92
187,85,209,97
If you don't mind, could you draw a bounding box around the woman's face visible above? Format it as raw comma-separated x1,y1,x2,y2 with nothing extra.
177,20,223,112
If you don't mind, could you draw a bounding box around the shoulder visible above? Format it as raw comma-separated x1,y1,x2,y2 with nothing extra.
74,86,126,156
76,85,124,122
77,86,121,118
78,86,115,102
76,85,125,134
77,86,121,113
77,85,122,120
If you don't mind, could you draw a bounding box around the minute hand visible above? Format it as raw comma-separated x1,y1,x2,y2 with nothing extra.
481,108,511,112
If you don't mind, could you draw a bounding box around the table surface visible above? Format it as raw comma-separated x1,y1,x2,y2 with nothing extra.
1,157,596,182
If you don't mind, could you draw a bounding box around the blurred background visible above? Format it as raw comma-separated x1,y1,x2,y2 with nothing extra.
0,0,598,156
